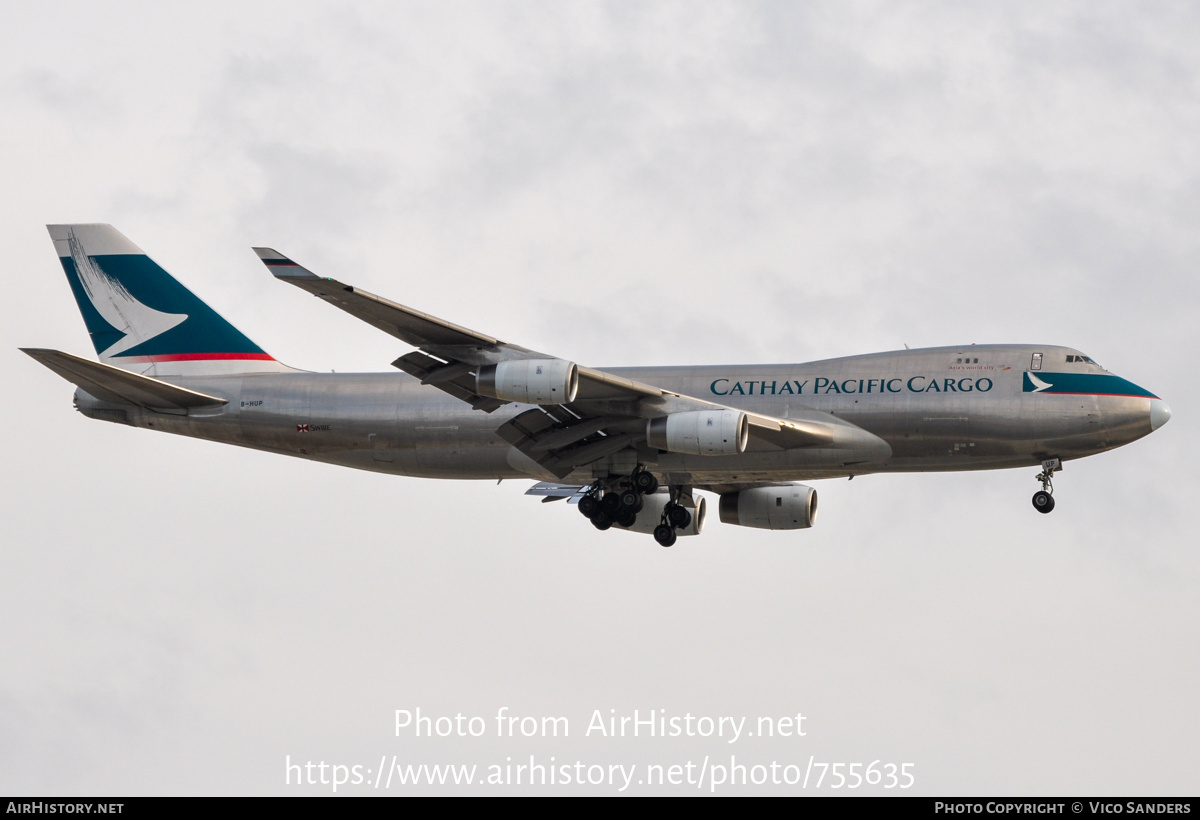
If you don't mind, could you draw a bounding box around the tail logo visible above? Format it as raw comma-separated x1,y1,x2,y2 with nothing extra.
68,230,187,357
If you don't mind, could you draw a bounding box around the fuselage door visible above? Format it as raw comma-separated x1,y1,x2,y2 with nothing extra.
1031,352,1043,371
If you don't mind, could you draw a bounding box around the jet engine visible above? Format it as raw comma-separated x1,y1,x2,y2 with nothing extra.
718,485,818,530
646,410,748,456
476,358,579,405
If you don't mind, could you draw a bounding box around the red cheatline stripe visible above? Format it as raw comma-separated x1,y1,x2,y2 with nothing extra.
119,353,277,362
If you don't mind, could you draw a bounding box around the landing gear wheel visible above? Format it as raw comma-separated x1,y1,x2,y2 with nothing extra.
653,524,677,547
577,494,598,518
616,509,637,528
634,471,659,495
1032,458,1061,515
620,490,641,511
591,510,613,530
1032,491,1055,514
667,503,691,530
600,492,622,515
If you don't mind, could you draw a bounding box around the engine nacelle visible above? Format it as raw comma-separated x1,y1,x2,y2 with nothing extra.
476,358,579,405
646,410,748,456
718,485,818,530
615,491,706,536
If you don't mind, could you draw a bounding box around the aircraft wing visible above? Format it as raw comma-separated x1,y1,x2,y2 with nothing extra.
256,249,883,477
254,248,536,359
255,247,665,412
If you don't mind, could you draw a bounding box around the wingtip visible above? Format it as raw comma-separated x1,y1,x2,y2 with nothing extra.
19,347,55,359
252,247,318,279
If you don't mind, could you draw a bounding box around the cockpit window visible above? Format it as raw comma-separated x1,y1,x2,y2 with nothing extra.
1067,354,1099,365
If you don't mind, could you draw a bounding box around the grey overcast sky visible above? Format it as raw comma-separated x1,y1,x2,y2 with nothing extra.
1,1,1196,795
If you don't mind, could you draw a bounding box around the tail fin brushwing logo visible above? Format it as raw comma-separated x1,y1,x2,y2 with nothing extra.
67,230,187,358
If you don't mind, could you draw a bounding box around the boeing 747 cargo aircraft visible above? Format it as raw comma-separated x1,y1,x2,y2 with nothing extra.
23,225,1171,546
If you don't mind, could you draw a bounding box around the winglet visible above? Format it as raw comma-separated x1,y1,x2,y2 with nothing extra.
252,248,320,280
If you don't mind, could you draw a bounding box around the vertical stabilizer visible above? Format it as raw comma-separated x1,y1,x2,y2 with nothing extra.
48,224,290,376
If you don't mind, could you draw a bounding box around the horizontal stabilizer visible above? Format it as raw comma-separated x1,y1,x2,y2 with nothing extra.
21,348,228,411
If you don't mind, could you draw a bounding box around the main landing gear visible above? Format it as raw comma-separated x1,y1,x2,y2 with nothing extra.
652,489,700,547
577,467,657,532
653,491,693,549
1032,458,1062,514
575,467,695,547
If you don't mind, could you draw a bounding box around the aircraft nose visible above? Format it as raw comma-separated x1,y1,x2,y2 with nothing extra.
1150,399,1172,431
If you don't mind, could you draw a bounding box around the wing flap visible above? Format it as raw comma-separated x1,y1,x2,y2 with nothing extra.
391,351,506,412
497,408,638,479
544,433,637,477
525,482,588,503
528,416,619,452
21,348,228,411
496,409,574,477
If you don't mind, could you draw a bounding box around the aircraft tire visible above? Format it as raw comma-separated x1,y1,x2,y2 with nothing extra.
634,472,659,494
592,511,613,530
654,524,677,547
578,494,598,518
1032,491,1055,514
668,504,691,530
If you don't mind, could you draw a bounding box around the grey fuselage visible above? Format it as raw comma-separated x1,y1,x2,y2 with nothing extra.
74,344,1162,487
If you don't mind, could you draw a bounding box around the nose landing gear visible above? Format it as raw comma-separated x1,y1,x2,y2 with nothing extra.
1032,458,1061,514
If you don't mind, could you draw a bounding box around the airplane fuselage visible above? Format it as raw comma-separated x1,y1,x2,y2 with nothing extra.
73,343,1163,487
